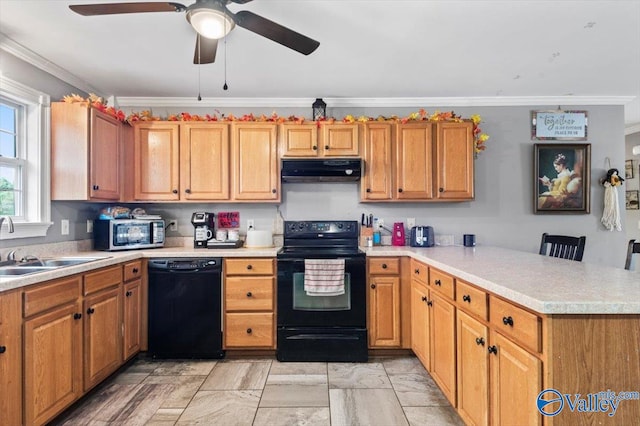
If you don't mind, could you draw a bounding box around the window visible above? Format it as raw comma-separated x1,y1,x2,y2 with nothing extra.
0,75,51,239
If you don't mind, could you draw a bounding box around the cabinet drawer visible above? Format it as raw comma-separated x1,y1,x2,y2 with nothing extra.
84,265,122,295
225,258,274,276
490,296,541,353
456,280,488,320
225,312,274,348
369,257,400,275
410,259,428,285
123,260,143,282
23,276,82,317
429,268,455,301
225,276,274,311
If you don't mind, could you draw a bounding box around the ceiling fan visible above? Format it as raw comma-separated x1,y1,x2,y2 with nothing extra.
69,0,320,64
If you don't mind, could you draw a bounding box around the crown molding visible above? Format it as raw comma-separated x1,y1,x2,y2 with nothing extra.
115,95,635,109
0,33,103,96
625,123,640,135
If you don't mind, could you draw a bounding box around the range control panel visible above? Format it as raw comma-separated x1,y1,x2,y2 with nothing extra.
284,221,358,238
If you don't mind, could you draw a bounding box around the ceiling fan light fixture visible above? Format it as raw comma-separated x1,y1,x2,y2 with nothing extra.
187,7,234,39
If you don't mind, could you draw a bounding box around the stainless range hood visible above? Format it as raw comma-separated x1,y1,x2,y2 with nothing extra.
281,159,362,182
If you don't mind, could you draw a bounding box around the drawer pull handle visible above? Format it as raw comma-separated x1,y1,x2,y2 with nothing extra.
488,345,498,354
421,296,427,302
0,345,7,354
462,295,471,303
370,284,376,289
247,265,253,270
246,328,252,334
434,279,442,286
74,313,82,320
502,316,514,327
246,291,253,297
132,268,139,273
126,291,132,297
381,263,387,269
475,337,485,346
87,307,95,315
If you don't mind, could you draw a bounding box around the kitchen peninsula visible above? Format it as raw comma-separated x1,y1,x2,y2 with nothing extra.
1,244,638,425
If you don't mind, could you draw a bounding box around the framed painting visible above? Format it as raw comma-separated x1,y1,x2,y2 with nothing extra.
534,144,591,214
627,190,639,210
531,110,588,140
625,159,634,179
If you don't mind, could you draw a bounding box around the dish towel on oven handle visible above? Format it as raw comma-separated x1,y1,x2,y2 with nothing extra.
304,258,346,296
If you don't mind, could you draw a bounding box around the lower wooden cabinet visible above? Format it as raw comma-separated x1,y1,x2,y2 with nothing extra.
410,278,431,368
0,290,23,426
225,312,274,347
123,278,143,360
429,291,456,406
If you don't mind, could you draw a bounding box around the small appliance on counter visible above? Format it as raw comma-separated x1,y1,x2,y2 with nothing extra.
94,218,165,251
392,222,405,246
410,226,435,247
191,212,215,248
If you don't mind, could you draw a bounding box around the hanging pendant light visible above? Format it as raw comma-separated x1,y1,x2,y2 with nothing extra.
312,98,326,120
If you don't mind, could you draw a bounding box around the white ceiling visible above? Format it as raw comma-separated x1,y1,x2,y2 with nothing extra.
1,0,639,128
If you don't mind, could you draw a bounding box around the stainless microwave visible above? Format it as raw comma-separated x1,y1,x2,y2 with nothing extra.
94,219,165,251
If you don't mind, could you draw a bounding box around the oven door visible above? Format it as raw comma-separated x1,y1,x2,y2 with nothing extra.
277,256,366,328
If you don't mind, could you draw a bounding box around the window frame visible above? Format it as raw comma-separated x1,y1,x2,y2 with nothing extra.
0,75,52,240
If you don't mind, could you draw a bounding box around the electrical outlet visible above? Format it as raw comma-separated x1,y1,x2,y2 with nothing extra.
247,219,255,230
407,218,416,229
169,220,178,232
61,219,69,235
377,218,384,230
87,219,93,233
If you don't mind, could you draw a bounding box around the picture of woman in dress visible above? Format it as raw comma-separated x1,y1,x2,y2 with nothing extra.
537,149,585,211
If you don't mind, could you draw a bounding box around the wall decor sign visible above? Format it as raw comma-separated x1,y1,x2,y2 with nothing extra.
627,190,639,210
534,143,591,214
531,110,588,140
625,159,634,179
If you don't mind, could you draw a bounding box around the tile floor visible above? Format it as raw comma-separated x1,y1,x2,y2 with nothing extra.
52,355,464,426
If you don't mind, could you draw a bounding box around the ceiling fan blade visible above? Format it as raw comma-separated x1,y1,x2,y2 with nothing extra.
69,2,186,16
229,0,254,4
234,10,319,55
194,35,217,64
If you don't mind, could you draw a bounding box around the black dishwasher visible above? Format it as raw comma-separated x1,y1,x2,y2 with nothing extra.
148,258,224,359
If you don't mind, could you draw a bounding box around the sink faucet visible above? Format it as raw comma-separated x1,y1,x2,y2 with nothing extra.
0,215,14,234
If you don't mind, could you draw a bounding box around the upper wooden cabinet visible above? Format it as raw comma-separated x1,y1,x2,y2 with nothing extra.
51,102,123,201
361,121,474,202
280,122,360,157
133,122,180,201
231,122,280,202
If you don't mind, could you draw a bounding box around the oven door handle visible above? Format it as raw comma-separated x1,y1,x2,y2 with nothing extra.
285,334,360,340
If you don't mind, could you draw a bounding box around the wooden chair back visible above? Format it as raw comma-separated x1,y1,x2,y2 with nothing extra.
539,233,586,262
625,239,640,270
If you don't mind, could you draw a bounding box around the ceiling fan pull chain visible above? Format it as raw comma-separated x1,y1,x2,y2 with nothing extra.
197,35,202,101
223,8,229,91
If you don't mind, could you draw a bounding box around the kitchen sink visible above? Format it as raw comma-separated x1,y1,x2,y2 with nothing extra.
36,257,109,267
0,266,58,276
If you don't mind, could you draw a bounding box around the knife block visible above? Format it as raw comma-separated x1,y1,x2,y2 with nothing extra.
360,227,373,246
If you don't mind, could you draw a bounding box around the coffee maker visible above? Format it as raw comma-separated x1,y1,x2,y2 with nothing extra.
191,212,215,248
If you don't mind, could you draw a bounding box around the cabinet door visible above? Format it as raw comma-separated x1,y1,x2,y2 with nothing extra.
362,122,393,200
134,122,180,200
435,121,474,200
84,287,122,391
369,275,401,347
456,311,489,426
180,123,230,200
395,122,433,200
24,302,83,426
231,123,279,201
123,279,142,360
0,291,22,426
490,331,542,426
430,292,457,406
90,108,121,200
410,280,431,368
280,122,319,157
319,122,360,156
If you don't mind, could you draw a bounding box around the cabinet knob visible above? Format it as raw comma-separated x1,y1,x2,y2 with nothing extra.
172,189,178,194
0,345,6,354
488,345,498,355
398,188,403,193
126,291,132,297
246,328,252,334
366,188,371,193
185,188,191,194
427,300,433,306
439,188,444,193
312,145,318,150
246,264,253,270
434,279,442,286
132,268,139,273
414,268,420,274
74,313,82,320
475,337,485,346
502,316,514,327
325,145,329,150
272,189,277,194
462,294,471,303
246,291,253,297
87,307,95,315
421,296,427,302
370,284,376,289
92,185,99,190
381,263,387,269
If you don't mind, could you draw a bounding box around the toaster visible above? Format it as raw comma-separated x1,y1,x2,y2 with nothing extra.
410,226,434,247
